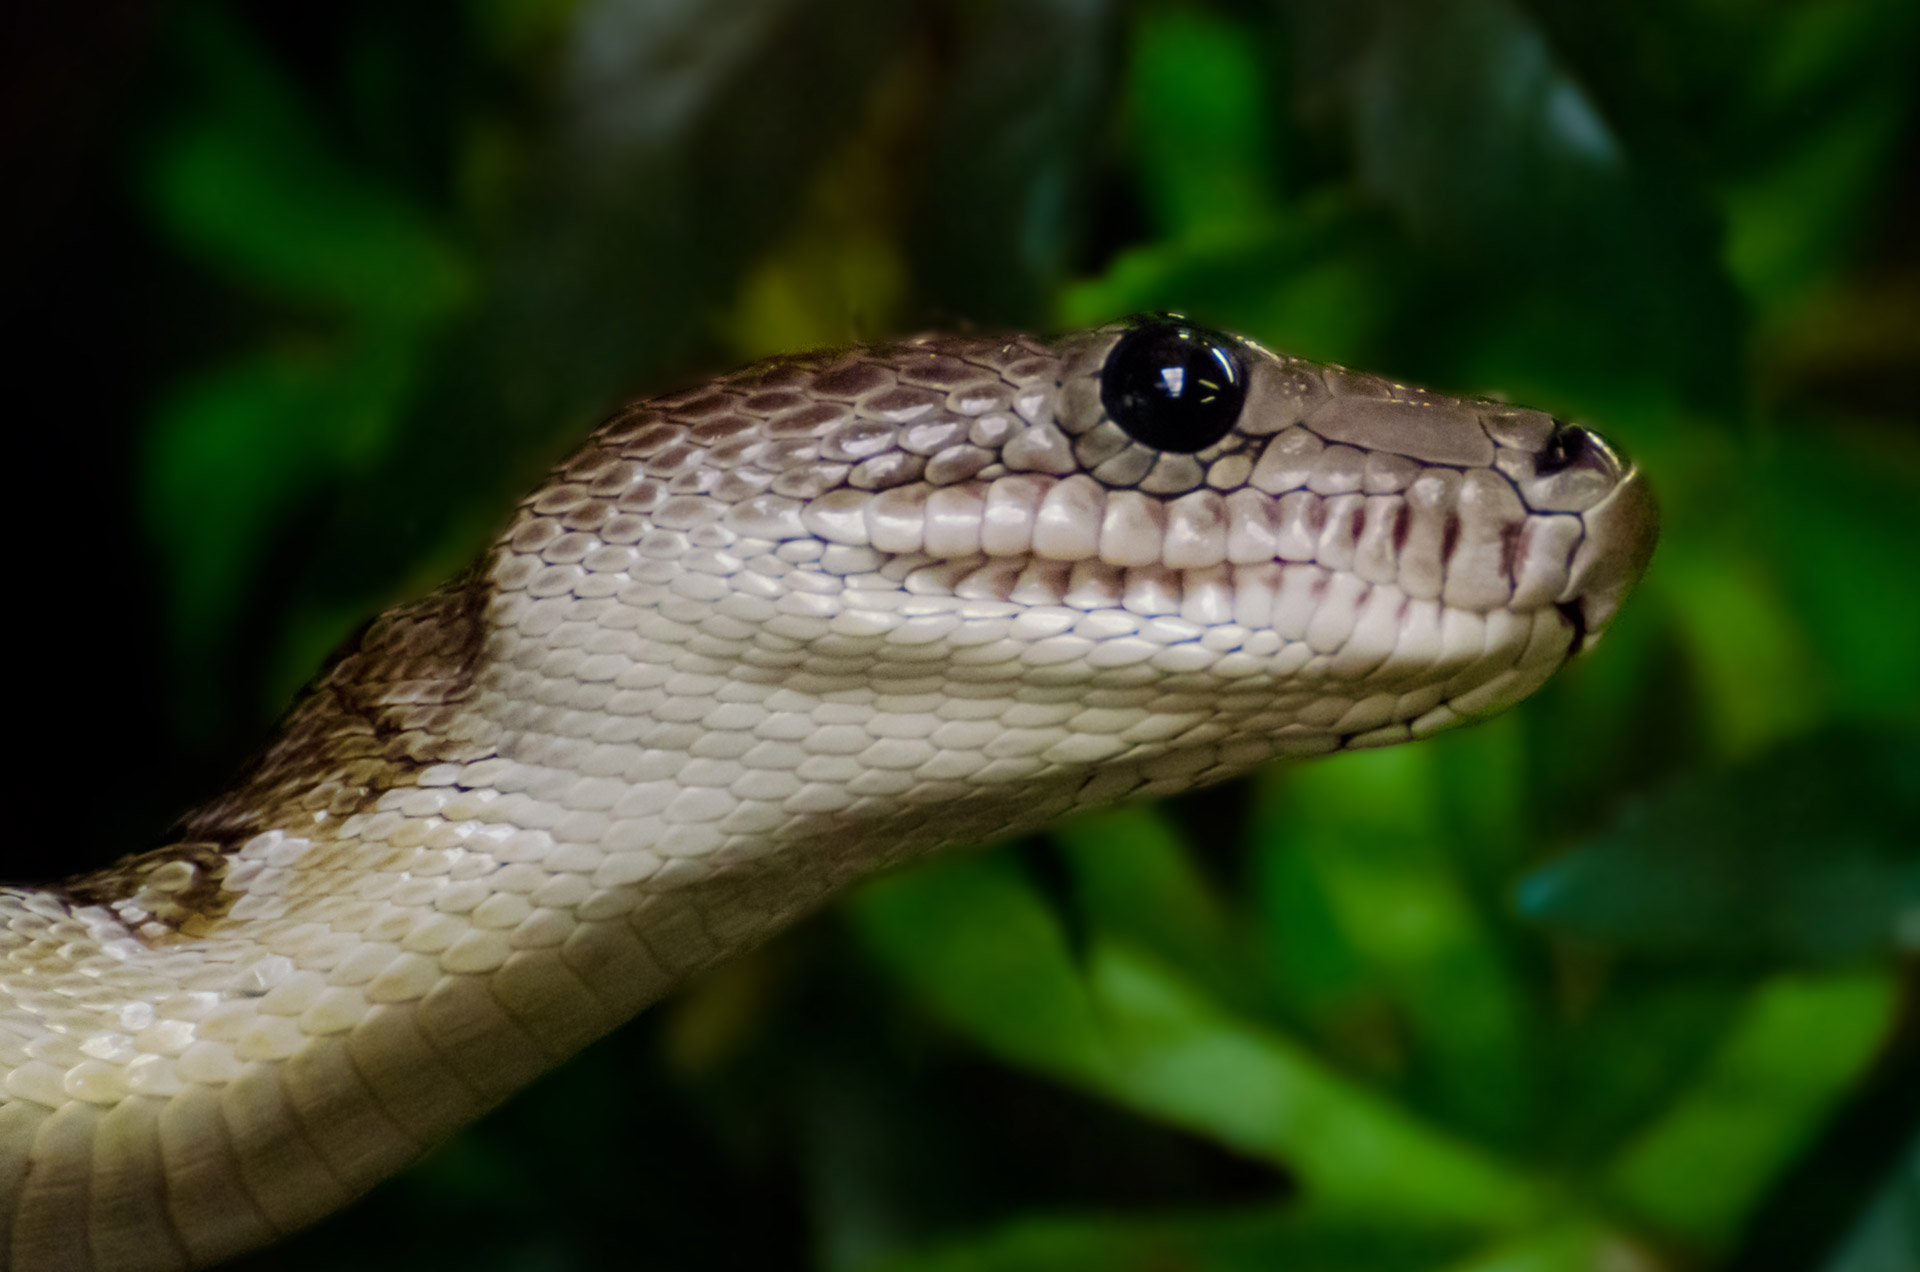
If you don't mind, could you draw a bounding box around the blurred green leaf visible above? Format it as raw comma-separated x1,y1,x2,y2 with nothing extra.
1085,940,1543,1226
136,8,472,729
906,0,1118,326
1752,423,1920,725
1063,3,1401,357
142,342,414,665
1336,0,1742,407
1050,805,1245,1005
474,0,588,61
144,11,468,318
719,51,918,358
1425,713,1531,883
1439,1220,1653,1272
1351,0,1626,252
1647,542,1827,761
1718,0,1920,313
1124,5,1278,241
1520,729,1920,962
1250,749,1533,1146
1058,193,1402,362
853,852,1115,1082
877,1206,1463,1272
857,855,1552,1229
1245,759,1385,1047
1531,969,1749,1176
1605,971,1899,1248
1818,1129,1920,1272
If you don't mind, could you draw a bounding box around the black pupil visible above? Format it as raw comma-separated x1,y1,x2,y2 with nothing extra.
1099,322,1246,453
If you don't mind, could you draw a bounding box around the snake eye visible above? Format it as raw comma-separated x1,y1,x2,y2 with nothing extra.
1099,320,1247,453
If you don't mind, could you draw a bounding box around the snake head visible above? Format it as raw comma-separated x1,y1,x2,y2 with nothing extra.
495,320,1657,858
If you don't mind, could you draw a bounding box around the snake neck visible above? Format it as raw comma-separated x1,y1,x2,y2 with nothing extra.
65,574,498,940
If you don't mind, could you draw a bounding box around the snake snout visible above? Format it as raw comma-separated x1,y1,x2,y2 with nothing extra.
1558,464,1658,653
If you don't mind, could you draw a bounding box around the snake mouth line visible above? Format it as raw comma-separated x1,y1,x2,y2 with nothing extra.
830,551,1568,664
735,470,1596,620
1556,598,1591,655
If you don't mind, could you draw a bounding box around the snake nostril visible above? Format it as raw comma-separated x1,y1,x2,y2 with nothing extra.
1535,421,1590,476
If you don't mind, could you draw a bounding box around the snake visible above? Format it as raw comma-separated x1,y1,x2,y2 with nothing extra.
0,318,1655,1271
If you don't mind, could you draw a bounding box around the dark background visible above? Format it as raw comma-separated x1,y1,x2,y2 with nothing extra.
6,1,1918,1269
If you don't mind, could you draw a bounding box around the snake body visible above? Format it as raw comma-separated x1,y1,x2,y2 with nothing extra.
0,322,1654,1270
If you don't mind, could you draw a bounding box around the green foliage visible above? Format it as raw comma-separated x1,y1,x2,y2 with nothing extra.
1825,1131,1920,1272
76,0,1920,1267
1521,730,1920,962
